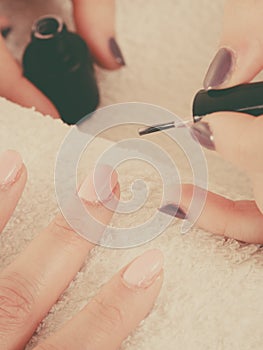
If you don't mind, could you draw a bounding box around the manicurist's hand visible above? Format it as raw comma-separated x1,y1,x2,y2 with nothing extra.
0,0,124,118
160,0,263,244
0,149,163,350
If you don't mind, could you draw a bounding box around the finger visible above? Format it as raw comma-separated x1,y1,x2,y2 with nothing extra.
159,184,263,244
73,0,126,69
190,113,263,173
203,0,263,89
190,113,263,212
0,36,60,118
0,164,119,350
34,249,163,350
0,150,27,233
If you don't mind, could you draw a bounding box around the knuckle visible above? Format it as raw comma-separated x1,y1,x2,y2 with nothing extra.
91,296,125,334
0,272,36,331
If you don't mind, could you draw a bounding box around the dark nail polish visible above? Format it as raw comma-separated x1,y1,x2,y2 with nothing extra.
203,48,234,90
109,37,125,66
190,122,215,150
1,26,12,38
158,204,186,219
23,15,99,124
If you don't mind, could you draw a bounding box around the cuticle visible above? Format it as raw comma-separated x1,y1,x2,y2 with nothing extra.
79,181,118,206
121,268,163,291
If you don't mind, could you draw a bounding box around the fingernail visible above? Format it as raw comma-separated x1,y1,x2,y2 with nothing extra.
190,121,215,150
78,164,118,203
0,150,23,188
203,48,235,90
158,204,186,219
122,249,164,288
1,26,12,38
109,37,126,66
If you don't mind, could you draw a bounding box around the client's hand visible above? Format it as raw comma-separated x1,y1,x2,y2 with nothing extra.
0,150,163,350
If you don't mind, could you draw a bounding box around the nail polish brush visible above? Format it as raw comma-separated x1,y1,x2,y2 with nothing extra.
139,81,263,135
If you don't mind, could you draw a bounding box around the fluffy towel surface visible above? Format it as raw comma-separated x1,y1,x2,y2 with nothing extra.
0,1,263,349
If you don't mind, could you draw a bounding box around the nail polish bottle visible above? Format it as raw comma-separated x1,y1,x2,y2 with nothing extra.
22,15,99,124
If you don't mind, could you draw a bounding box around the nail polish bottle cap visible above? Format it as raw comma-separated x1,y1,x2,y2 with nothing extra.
31,15,66,40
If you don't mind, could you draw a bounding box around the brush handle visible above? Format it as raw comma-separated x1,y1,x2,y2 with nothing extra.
192,81,263,122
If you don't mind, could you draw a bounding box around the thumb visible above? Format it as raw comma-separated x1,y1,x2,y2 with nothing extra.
73,0,126,70
190,112,263,173
190,112,263,213
203,0,263,89
0,36,60,118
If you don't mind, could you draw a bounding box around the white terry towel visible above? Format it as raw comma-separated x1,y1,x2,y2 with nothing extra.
0,0,263,349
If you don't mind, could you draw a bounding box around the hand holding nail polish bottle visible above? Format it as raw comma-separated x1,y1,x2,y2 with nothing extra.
23,15,99,125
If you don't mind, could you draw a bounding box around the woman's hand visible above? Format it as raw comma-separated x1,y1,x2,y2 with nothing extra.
0,150,163,350
0,0,124,118
160,0,263,244
169,111,263,243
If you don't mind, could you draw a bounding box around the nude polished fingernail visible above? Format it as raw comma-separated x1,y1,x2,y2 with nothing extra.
0,150,23,187
203,48,235,90
78,164,118,203
190,121,215,150
109,37,126,66
122,249,164,288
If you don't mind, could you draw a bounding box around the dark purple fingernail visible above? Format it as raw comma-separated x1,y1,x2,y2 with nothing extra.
158,204,186,219
190,121,215,150
109,37,125,66
203,48,235,90
1,26,12,38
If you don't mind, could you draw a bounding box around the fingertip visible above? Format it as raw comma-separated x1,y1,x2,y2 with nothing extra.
0,150,24,187
190,112,263,172
162,183,263,244
108,37,126,68
90,36,126,70
0,152,27,232
203,1,263,89
16,77,61,119
73,0,126,70
122,249,164,290
203,47,236,90
77,28,126,70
